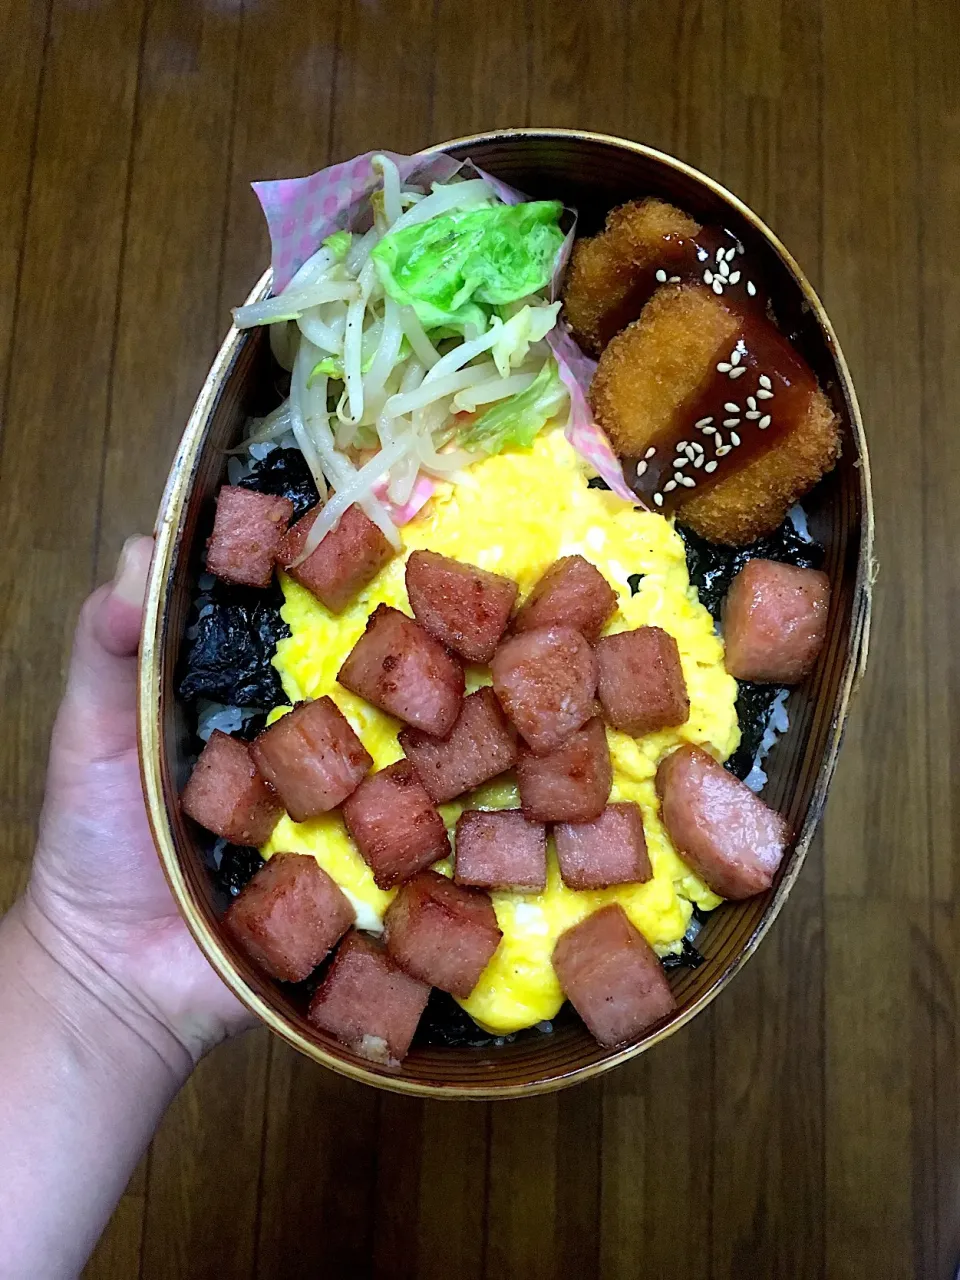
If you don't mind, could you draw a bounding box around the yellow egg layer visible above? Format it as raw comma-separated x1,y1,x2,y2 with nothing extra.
262,426,738,1035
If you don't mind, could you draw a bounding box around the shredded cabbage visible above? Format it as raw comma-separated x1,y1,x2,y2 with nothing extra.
490,301,560,377
323,230,352,261
370,201,565,334
456,360,568,456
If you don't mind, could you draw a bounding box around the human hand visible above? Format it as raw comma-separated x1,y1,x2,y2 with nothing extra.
22,536,254,1074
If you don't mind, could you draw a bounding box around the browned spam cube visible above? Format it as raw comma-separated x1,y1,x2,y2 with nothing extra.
206,486,294,588
552,903,676,1047
277,501,394,614
181,730,282,845
338,605,465,738
405,550,518,663
596,626,690,737
399,688,518,804
513,555,618,642
656,744,789,899
491,625,598,754
453,809,547,892
341,761,450,889
308,931,431,1065
383,870,502,998
250,697,372,823
516,717,612,823
223,852,355,983
723,559,831,684
555,802,652,890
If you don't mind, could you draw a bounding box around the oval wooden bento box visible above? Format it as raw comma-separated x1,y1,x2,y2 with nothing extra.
139,129,873,1099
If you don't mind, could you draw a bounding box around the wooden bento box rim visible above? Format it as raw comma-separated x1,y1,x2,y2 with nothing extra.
138,128,874,1100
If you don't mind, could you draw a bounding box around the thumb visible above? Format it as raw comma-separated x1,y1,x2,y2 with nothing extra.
54,536,155,761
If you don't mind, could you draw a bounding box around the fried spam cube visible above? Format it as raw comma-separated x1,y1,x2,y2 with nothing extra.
206,486,293,588
383,870,502,998
308,931,431,1065
491,625,598,754
223,852,355,983
181,730,282,846
512,555,617,643
338,605,465,738
250,697,373,823
453,809,547,892
399,687,517,804
405,550,518,664
341,761,450,889
277,501,394,614
516,717,612,823
656,744,789,899
722,559,831,684
554,802,652,890
595,626,689,737
552,903,676,1047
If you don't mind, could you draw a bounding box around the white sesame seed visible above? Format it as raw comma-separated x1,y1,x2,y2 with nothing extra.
717,361,732,373
730,431,741,446
693,455,704,468
745,410,761,420
684,444,697,460
654,492,664,507
737,241,745,254
668,275,681,283
759,374,772,389
695,417,714,428
747,395,757,410
702,424,716,434
731,349,742,366
664,480,677,492
759,415,772,429
673,471,685,483
756,387,773,399
716,247,724,263
676,440,689,450
645,446,656,459
719,259,730,278
746,280,757,297
729,366,746,378
656,269,668,283
680,475,696,488
729,270,741,284
690,441,704,454
723,417,740,428
726,246,737,261
712,279,724,295
724,402,739,413
704,460,718,473
716,444,732,456
704,270,714,284
636,460,647,477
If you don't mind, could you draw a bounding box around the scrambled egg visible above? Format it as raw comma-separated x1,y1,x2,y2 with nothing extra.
262,427,739,1035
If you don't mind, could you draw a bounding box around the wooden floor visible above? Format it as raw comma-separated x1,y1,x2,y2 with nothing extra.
1,0,956,1275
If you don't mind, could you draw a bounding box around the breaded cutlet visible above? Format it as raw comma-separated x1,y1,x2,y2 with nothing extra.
562,199,700,356
590,284,842,545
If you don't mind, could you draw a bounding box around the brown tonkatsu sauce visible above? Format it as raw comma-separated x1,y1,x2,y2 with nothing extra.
626,301,817,514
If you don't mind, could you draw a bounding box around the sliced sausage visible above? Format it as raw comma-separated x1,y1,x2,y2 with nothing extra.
491,624,598,754
338,604,465,737
516,717,612,823
249,697,372,822
513,554,617,642
399,687,517,804
555,802,652,890
552,903,676,1047
308,931,431,1065
181,730,282,846
224,851,355,983
384,870,502,998
277,501,394,614
596,625,690,737
206,486,293,589
723,559,831,684
656,744,789,899
341,760,450,889
453,809,547,892
405,549,518,663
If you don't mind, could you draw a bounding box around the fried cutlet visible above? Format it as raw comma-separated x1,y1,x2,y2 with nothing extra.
563,199,701,356
590,284,842,545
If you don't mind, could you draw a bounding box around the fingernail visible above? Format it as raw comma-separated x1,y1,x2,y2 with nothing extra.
112,535,152,607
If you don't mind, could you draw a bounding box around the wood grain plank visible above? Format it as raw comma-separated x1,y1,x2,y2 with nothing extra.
372,1096,424,1280
485,1096,558,1280
430,0,530,139
416,1103,489,1280
527,1,629,136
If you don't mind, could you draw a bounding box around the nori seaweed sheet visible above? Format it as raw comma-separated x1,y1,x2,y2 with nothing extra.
661,937,706,970
725,682,786,780
415,990,512,1049
213,844,265,898
179,580,290,709
236,446,320,521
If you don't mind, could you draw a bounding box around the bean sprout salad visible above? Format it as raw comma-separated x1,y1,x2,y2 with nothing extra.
232,154,570,565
